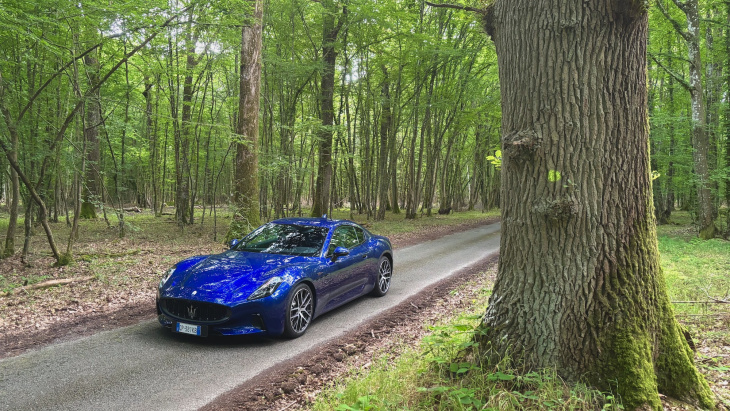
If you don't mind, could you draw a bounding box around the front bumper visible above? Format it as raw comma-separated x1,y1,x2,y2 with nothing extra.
156,291,288,336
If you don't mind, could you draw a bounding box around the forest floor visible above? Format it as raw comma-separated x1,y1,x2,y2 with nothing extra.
0,207,498,358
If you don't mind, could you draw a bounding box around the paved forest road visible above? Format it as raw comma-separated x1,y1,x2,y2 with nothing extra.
0,223,500,411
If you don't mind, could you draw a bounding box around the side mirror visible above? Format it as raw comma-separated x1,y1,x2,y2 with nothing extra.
229,239,240,249
332,246,349,260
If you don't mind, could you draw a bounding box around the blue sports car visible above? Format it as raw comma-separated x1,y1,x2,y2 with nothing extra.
156,217,393,338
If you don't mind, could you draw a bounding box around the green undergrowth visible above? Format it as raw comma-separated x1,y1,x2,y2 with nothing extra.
311,285,623,411
657,211,730,317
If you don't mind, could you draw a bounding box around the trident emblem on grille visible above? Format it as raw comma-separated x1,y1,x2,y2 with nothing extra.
187,304,197,319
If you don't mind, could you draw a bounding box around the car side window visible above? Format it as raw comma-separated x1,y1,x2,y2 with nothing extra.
353,226,365,245
328,226,359,255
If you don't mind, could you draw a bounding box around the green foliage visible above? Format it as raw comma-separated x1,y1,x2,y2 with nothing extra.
486,150,501,169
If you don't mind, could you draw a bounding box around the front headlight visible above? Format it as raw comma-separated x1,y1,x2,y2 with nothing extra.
248,277,283,300
159,267,175,289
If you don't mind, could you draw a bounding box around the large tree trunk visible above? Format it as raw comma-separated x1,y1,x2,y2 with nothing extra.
227,0,263,241
479,1,713,409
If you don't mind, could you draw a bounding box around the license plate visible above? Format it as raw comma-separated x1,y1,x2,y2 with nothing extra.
176,322,201,336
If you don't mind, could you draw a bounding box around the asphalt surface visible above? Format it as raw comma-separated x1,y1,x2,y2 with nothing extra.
0,223,501,411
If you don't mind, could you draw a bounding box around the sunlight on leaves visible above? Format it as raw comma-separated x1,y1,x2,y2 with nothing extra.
548,170,562,182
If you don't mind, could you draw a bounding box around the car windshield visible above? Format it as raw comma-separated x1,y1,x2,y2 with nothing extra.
234,223,328,256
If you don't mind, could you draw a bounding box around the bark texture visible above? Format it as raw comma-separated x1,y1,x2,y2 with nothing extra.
227,0,263,241
311,1,343,218
683,0,717,239
376,65,392,221
479,1,713,409
81,51,101,219
2,115,19,258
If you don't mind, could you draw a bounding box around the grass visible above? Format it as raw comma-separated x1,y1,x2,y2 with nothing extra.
657,212,730,316
309,210,730,411
312,285,622,411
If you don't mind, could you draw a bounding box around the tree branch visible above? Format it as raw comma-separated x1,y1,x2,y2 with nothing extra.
655,0,690,41
424,1,484,13
18,43,101,122
648,53,691,91
1,276,94,297
669,0,688,12
18,15,200,123
652,51,691,64
48,4,194,155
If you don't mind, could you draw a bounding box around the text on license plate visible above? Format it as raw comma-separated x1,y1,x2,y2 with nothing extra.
176,322,201,336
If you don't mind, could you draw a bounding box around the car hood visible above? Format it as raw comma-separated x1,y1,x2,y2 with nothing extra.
163,251,317,303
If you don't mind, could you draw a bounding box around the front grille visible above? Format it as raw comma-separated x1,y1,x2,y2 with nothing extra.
161,298,230,323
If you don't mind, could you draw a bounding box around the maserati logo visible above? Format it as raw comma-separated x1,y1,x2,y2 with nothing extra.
187,304,197,319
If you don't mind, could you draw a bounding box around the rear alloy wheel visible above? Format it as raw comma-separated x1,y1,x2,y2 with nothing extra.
284,283,313,338
371,256,392,297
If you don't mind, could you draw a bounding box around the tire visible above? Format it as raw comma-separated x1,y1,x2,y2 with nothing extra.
371,256,392,297
283,283,313,338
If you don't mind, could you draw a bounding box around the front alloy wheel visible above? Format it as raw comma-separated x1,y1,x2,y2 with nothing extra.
371,256,392,297
284,283,313,338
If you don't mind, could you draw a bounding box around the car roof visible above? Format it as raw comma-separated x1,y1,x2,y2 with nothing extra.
271,217,358,230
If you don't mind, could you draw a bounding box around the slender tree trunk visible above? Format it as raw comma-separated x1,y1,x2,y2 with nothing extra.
389,64,402,215
420,63,438,217
478,2,713,409
725,2,730,238
21,199,32,265
178,50,195,225
0,75,61,263
312,1,344,217
658,0,717,238
227,0,263,241
705,7,721,222
143,79,157,214
376,65,391,221
64,118,87,264
405,81,421,219
2,120,19,258
685,0,716,239
469,122,487,211
80,51,101,219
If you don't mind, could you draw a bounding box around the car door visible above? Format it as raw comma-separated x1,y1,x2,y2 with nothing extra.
351,225,377,286
318,225,363,311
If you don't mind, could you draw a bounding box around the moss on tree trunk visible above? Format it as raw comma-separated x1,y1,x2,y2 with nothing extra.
80,201,97,219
